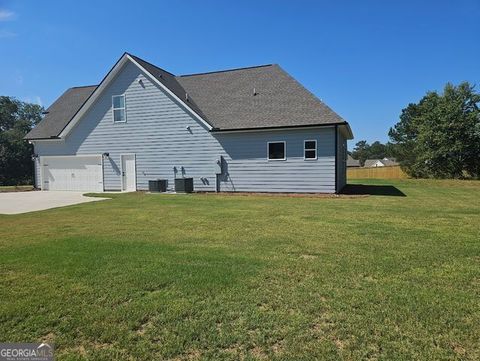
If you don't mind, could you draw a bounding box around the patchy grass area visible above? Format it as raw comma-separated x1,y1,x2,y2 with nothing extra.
0,179,479,360
0,185,34,192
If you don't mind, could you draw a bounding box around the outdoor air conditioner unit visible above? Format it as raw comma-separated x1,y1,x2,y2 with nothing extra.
148,179,168,192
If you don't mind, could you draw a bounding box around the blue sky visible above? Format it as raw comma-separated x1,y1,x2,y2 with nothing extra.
0,0,479,148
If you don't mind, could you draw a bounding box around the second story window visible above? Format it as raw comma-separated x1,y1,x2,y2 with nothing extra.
112,95,126,122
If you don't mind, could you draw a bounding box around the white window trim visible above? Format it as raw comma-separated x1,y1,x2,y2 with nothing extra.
304,139,317,160
112,94,127,123
267,141,286,161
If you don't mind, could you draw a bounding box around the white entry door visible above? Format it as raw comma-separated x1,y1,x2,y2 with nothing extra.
41,155,103,192
121,154,136,191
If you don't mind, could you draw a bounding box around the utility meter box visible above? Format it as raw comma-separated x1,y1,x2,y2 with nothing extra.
214,156,223,174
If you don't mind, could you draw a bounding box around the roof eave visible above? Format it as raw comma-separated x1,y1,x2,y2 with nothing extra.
210,121,350,133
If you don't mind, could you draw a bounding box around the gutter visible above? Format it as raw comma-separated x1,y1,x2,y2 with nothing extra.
24,136,62,141
210,121,350,133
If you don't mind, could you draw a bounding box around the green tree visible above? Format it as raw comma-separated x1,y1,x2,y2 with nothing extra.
0,96,44,185
389,82,480,178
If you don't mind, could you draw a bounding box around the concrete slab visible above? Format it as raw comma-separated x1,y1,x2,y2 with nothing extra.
0,191,109,215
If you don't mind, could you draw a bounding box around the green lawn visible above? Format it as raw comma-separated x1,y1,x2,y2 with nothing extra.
0,179,479,360
0,185,34,192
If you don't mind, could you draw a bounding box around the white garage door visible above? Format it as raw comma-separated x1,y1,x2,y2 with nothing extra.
41,155,103,192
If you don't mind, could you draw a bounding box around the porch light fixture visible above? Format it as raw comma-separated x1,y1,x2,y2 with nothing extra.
102,152,110,159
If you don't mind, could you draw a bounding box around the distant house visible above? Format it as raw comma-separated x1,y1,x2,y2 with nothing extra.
364,158,398,168
347,155,360,168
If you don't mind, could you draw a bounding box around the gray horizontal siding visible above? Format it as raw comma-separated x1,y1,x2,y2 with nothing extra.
34,60,337,193
215,128,335,193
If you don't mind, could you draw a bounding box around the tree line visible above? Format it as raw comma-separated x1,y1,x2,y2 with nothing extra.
0,96,44,185
352,82,480,179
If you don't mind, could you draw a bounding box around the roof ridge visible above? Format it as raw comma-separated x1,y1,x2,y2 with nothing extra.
126,53,176,76
178,64,275,78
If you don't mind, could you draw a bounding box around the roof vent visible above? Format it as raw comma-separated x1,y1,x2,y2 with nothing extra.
253,88,257,96
185,92,189,101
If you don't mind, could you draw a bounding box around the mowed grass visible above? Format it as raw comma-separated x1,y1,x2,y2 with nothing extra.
0,185,34,192
0,179,479,360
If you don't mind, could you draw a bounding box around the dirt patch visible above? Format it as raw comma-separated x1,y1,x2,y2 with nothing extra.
41,332,55,343
452,343,466,356
135,318,153,336
70,345,87,356
171,349,201,361
250,346,268,360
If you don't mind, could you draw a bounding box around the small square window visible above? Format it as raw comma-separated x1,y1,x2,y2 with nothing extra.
112,95,126,122
268,141,286,160
304,140,317,160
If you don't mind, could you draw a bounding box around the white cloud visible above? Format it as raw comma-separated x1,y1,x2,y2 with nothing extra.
35,96,43,106
0,9,15,21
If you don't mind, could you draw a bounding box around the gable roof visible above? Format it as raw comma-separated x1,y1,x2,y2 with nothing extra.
26,53,352,140
25,85,97,140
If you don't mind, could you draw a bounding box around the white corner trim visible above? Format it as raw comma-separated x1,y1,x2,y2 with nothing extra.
126,54,213,130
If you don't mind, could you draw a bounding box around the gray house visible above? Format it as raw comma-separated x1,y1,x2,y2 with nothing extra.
25,53,353,193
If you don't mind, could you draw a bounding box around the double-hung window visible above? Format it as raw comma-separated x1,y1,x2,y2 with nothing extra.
267,141,286,160
304,140,317,160
112,95,126,123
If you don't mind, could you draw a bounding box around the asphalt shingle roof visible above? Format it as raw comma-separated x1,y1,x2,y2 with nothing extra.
25,85,97,139
347,155,360,167
176,64,345,130
26,54,347,139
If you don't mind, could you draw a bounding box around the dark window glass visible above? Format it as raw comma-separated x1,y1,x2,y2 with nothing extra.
268,142,285,160
304,140,317,159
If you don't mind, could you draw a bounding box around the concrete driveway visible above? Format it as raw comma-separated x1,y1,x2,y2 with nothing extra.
0,191,109,215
